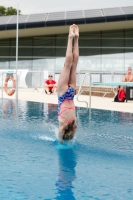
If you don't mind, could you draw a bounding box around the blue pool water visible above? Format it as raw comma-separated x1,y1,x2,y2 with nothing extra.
0,99,133,200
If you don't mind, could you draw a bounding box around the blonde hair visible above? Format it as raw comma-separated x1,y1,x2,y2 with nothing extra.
63,121,75,141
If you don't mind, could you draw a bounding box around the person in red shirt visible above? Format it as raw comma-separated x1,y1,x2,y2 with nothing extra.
44,75,57,94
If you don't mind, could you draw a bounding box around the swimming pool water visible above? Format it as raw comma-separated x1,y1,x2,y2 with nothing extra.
0,99,133,200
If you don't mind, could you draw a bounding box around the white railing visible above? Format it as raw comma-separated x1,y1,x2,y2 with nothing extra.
0,69,127,96
113,71,126,82
76,73,92,108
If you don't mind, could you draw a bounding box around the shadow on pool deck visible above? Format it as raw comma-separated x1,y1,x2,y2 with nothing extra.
0,88,133,113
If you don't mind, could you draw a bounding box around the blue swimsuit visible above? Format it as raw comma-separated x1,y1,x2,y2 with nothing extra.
58,86,75,115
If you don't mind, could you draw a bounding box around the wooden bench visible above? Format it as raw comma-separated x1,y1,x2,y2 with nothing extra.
75,85,116,98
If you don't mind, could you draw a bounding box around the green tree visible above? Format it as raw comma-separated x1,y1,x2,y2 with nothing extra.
0,6,6,16
0,5,21,16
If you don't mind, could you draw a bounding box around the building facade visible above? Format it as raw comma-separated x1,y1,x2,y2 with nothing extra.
0,6,133,72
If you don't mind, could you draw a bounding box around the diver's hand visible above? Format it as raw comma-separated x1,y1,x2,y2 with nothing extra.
58,125,64,144
58,137,63,144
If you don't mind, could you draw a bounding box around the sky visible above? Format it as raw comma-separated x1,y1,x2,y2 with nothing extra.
0,0,133,15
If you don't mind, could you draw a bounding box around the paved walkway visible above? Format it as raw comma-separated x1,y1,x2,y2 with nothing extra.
0,88,133,113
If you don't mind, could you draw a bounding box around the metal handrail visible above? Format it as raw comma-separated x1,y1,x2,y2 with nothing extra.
77,70,113,86
76,73,92,108
77,70,115,97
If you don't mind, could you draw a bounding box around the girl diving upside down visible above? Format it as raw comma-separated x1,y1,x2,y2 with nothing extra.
57,24,79,143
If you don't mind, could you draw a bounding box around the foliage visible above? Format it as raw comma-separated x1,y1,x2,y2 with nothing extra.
0,5,21,16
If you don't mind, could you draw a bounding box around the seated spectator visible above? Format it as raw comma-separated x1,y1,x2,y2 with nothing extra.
122,67,133,82
121,67,133,91
114,67,133,102
44,75,57,94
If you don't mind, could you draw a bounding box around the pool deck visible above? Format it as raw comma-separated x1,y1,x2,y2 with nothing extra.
0,88,133,113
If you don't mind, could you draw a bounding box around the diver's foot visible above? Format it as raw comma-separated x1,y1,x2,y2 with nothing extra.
73,24,79,38
69,24,75,38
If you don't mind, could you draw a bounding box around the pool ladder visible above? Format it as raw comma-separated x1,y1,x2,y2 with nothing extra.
76,73,92,108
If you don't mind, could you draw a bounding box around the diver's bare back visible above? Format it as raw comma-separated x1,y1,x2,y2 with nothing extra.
58,100,76,123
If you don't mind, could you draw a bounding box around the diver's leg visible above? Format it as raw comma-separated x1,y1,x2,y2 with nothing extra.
68,24,79,90
57,25,75,97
